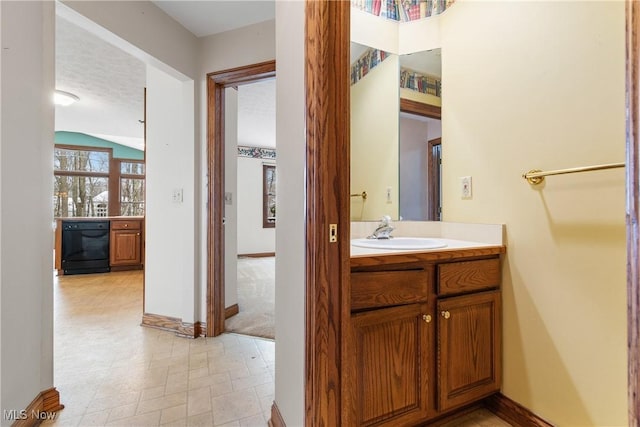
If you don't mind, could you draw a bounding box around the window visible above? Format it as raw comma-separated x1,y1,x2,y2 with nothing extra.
263,165,276,228
53,145,145,218
120,161,145,216
54,147,110,217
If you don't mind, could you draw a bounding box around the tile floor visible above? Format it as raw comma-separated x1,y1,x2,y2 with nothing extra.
46,271,274,427
46,269,511,427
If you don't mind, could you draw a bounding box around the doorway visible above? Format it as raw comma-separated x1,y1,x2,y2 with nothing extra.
206,60,276,337
427,138,442,221
224,79,277,340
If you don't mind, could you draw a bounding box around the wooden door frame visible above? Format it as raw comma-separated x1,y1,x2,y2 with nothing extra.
303,0,640,425
206,60,276,338
626,0,639,423
427,138,442,221
305,1,351,425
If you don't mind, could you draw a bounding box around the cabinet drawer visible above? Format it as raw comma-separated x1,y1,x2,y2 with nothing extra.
437,258,500,296
111,220,141,231
351,268,431,311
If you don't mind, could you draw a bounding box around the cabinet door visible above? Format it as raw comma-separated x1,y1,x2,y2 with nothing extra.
110,230,141,266
437,290,501,411
345,303,433,426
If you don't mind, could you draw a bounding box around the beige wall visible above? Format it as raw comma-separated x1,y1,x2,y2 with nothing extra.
351,55,400,221
441,1,626,425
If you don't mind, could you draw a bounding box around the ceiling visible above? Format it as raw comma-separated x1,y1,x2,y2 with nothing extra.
152,1,275,38
55,1,276,151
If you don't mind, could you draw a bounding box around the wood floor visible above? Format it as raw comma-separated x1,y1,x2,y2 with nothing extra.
46,270,510,426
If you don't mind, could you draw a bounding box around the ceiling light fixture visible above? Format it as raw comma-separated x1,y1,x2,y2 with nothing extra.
54,90,80,106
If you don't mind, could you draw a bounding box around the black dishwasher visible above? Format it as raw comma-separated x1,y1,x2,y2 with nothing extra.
61,221,110,275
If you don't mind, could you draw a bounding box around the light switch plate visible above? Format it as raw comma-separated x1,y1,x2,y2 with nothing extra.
224,192,233,205
461,176,472,199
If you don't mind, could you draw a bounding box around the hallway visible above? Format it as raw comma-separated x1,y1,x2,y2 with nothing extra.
47,271,274,426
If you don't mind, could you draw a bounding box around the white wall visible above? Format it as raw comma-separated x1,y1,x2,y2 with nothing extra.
224,88,238,309
399,116,429,220
237,157,276,255
442,2,626,425
0,1,55,420
274,1,306,424
399,115,441,220
145,66,196,322
198,19,275,320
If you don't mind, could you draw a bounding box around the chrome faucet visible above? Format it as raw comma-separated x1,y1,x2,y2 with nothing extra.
368,215,395,239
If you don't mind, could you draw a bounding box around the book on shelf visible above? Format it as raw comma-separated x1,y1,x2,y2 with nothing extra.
352,0,455,21
400,67,441,97
351,48,391,85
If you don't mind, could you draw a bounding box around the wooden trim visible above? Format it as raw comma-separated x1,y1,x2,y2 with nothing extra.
11,387,64,427
199,322,207,337
110,265,143,272
141,313,201,339
305,1,350,426
207,70,225,338
351,246,506,268
207,60,276,338
225,303,239,319
108,156,119,216
427,137,442,221
484,394,554,427
53,170,109,178
400,98,441,119
627,0,640,423
268,401,286,427
239,252,276,258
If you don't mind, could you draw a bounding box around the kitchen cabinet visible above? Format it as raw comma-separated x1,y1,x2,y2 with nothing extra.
110,219,143,269
346,252,502,425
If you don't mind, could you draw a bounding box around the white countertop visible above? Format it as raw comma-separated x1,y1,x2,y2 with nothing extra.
350,238,501,257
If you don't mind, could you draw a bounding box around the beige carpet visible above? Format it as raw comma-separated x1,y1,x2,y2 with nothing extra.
225,256,275,339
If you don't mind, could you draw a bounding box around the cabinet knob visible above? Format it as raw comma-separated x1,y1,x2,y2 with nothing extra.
441,311,451,319
124,224,128,227
422,314,432,323
136,232,141,236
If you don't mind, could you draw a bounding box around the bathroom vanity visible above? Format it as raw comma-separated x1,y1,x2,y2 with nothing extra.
345,240,505,426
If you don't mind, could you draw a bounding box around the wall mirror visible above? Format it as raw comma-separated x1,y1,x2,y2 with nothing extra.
350,37,442,222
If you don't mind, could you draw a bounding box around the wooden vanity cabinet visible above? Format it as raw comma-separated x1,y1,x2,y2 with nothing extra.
110,219,143,269
437,290,501,412
346,303,433,426
347,253,502,426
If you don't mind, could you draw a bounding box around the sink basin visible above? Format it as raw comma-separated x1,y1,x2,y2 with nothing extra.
351,237,447,250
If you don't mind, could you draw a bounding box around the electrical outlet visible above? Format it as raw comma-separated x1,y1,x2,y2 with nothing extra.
172,188,183,203
386,186,392,203
460,176,472,199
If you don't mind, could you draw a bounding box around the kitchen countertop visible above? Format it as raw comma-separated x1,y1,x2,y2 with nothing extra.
56,216,144,221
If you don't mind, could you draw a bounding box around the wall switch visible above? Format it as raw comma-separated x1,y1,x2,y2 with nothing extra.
172,188,183,203
460,176,472,199
386,186,392,203
224,192,233,205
